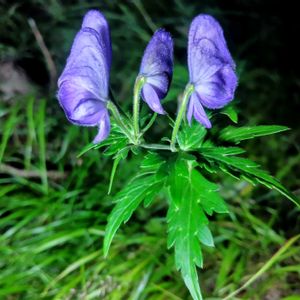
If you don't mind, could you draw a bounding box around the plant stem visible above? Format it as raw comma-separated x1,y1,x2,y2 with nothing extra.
109,88,131,121
141,113,157,135
107,101,133,142
133,76,146,144
140,143,171,151
170,83,194,152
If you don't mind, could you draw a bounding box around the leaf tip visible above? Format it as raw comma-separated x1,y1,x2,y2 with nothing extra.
103,234,112,258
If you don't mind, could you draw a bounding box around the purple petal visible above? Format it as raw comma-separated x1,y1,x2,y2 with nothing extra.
196,64,238,109
188,38,224,85
188,14,235,72
141,83,165,114
188,93,212,128
57,10,112,141
58,81,107,126
140,29,173,80
139,29,173,112
146,73,169,98
58,28,110,102
187,14,237,113
93,109,111,143
81,10,111,70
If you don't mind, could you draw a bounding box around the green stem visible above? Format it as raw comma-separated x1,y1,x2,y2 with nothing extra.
141,113,157,135
107,101,133,142
140,143,171,151
133,76,146,144
170,83,194,152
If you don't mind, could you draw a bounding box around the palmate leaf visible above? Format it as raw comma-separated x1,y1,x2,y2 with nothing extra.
167,155,228,300
177,121,207,151
220,125,289,143
103,153,165,256
140,151,165,172
199,147,300,207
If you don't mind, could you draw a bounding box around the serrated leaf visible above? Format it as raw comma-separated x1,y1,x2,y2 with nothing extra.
220,125,289,143
103,157,166,256
167,156,228,300
201,140,215,148
177,120,207,151
199,147,300,207
130,145,141,155
103,137,128,156
201,146,245,156
167,159,206,300
140,152,164,172
77,122,129,157
192,170,228,215
102,124,128,156
198,225,214,247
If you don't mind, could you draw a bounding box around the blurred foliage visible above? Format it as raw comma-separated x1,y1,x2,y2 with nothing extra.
0,0,299,299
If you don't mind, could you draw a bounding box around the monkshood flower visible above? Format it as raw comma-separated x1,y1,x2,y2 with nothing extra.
187,14,238,128
138,29,173,114
57,10,112,143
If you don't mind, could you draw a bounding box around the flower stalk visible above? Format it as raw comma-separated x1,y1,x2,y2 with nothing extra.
107,101,134,143
140,143,171,151
133,75,146,143
170,83,195,152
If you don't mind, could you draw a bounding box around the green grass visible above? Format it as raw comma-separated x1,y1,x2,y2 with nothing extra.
0,97,299,298
1,0,300,299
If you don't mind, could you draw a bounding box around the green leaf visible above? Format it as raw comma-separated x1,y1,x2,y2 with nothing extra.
140,152,164,172
199,147,300,207
177,121,207,151
200,146,245,156
103,156,166,256
77,122,128,157
108,147,130,194
198,225,214,247
220,125,289,143
192,170,228,215
77,142,97,157
167,156,228,300
220,104,238,123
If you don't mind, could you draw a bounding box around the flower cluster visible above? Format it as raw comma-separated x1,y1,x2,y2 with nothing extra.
57,10,237,144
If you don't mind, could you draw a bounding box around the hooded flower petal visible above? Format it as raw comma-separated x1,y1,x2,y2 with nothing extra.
139,29,173,114
187,14,237,127
81,10,112,70
57,10,111,143
195,64,237,109
92,109,110,143
187,92,212,128
141,83,165,114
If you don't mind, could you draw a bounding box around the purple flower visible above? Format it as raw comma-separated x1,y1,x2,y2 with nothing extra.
187,14,238,128
139,29,173,114
57,10,111,143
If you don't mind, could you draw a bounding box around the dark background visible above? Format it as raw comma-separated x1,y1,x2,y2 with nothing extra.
1,0,299,126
